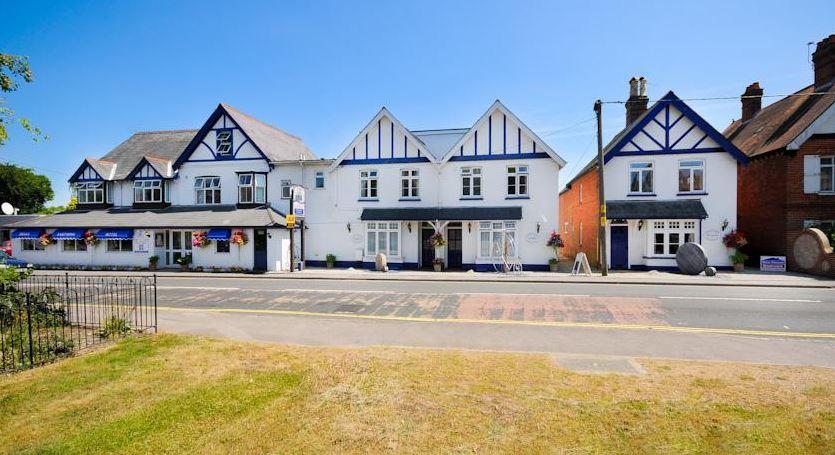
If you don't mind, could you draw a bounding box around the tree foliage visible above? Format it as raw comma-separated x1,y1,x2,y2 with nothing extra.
0,53,45,146
0,162,53,213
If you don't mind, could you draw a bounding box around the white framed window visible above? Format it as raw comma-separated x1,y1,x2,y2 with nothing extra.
133,179,163,203
62,239,87,252
238,173,266,204
216,240,230,253
73,182,104,204
478,221,517,259
629,162,654,194
22,239,44,251
315,171,325,189
360,170,378,199
216,130,233,155
650,220,697,256
280,180,292,199
366,222,399,257
507,165,528,196
461,167,482,197
400,169,419,198
821,156,834,192
106,239,133,252
678,160,705,193
194,176,221,204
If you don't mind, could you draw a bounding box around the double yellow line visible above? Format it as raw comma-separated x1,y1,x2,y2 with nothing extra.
156,306,835,340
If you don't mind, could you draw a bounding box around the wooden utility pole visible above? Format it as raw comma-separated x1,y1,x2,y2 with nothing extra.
594,100,608,276
289,188,295,273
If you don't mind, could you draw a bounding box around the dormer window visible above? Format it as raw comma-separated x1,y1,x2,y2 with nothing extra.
134,179,163,203
73,182,104,204
216,130,233,156
195,176,221,204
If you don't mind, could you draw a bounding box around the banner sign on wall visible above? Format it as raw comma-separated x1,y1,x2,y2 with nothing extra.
759,256,786,272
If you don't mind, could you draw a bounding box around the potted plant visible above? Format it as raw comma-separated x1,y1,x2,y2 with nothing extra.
432,257,444,272
723,230,748,272
176,254,192,271
729,251,748,272
326,254,337,268
546,231,564,271
148,255,159,271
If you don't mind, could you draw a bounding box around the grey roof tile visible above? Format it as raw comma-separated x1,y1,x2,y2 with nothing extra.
606,199,708,219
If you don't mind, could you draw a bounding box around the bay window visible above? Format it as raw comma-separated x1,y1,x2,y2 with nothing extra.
195,176,221,204
238,173,266,204
479,221,517,259
651,220,696,256
74,182,104,204
366,222,399,257
133,179,163,203
678,160,705,193
629,162,654,194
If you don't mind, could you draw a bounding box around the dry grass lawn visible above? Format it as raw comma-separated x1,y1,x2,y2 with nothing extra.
0,334,833,454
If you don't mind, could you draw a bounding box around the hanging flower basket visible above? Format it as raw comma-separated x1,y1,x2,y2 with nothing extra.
429,232,446,247
192,231,211,248
722,230,747,249
230,230,248,246
83,230,99,247
39,233,55,247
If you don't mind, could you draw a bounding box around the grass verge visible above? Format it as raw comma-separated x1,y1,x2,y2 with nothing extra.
0,334,833,453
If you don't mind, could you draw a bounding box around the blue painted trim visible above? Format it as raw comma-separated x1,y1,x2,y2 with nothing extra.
669,113,684,129
365,133,368,159
449,152,549,162
391,122,394,158
352,147,356,160
664,105,670,148
132,176,165,181
355,261,419,271
669,123,697,149
604,91,749,165
126,157,165,181
626,193,657,197
377,120,381,159
503,114,507,152
68,161,104,183
628,264,733,272
641,129,665,150
459,145,463,156
691,133,708,149
306,260,364,269
234,138,250,156
463,263,550,272
474,131,478,155
608,148,724,161
185,157,264,163
488,114,492,155
505,196,530,200
404,135,407,158
357,198,380,202
459,197,483,201
628,140,644,152
533,141,536,153
677,192,708,196
173,104,271,169
340,157,430,165
517,127,521,154
398,198,421,202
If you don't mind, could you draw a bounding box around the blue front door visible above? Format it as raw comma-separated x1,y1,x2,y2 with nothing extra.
610,226,629,270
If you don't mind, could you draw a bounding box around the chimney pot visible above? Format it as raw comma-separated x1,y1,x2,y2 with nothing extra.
625,77,649,125
741,82,764,122
813,34,835,89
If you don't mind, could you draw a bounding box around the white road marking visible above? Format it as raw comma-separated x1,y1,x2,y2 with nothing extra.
660,296,821,303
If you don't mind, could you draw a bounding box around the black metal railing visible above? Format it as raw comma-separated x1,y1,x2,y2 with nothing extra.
0,273,157,372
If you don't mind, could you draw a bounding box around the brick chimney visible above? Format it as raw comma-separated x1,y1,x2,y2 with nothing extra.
813,34,835,89
741,82,763,122
625,76,649,125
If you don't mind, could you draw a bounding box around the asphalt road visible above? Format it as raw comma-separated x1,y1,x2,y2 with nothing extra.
149,276,835,367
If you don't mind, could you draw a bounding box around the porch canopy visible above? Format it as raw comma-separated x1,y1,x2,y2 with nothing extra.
97,228,134,240
206,228,231,240
605,200,708,220
11,228,44,239
360,206,522,221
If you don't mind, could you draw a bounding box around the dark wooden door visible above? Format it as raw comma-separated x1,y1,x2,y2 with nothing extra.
610,226,629,270
447,228,462,269
254,229,268,271
421,228,434,268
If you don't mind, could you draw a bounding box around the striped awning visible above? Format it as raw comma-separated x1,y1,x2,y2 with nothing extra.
206,228,231,240
96,228,134,240
11,228,44,239
52,228,86,240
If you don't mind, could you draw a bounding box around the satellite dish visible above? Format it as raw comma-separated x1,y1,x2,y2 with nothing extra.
1,202,14,216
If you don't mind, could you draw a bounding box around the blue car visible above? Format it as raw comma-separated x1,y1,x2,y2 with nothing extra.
0,251,30,268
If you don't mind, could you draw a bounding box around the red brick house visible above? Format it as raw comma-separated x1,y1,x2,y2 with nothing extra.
724,35,835,273
558,160,600,266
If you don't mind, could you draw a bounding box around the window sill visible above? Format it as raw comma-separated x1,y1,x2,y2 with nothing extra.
817,191,835,196
460,197,483,201
626,193,656,197
398,198,421,201
505,196,530,200
677,192,708,196
643,255,676,259
358,198,379,202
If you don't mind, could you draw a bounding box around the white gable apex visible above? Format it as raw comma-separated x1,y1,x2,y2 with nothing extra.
330,108,433,170
620,104,719,153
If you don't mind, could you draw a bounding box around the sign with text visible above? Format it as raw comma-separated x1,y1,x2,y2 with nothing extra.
291,186,305,218
286,214,296,228
759,256,786,272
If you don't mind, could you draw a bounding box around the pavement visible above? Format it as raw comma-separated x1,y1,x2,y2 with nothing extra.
33,266,835,288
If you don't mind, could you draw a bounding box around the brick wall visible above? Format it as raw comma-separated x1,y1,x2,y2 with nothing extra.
737,153,788,259
558,167,600,266
785,135,835,271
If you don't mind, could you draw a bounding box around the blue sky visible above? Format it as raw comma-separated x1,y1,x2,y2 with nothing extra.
2,0,833,205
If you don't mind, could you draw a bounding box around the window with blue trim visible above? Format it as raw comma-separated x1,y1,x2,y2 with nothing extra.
216,130,233,156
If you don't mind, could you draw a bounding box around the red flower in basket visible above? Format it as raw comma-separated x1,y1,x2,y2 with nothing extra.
230,230,248,246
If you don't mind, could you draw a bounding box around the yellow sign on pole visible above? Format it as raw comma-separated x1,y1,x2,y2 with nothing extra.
286,214,296,227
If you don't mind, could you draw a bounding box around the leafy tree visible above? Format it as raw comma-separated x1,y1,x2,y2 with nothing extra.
1,53,45,146
0,163,53,213
39,196,76,214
